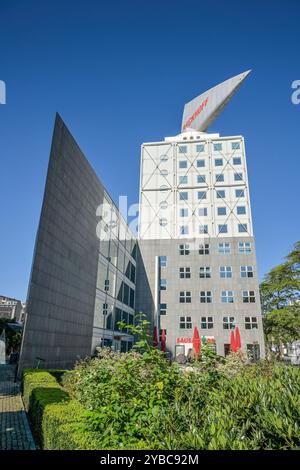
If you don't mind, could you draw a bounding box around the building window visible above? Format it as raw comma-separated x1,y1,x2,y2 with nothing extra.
179,175,188,184
233,157,242,165
160,154,168,161
196,144,205,152
240,265,253,278
160,279,167,290
180,316,192,329
220,266,232,278
238,223,248,233
179,244,190,255
216,173,224,182
179,146,187,153
179,291,191,303
243,290,256,303
235,189,245,198
234,172,243,181
198,207,208,217
199,267,211,278
198,191,207,200
159,256,167,267
160,169,168,176
223,316,235,329
221,290,234,303
245,316,258,330
197,159,205,167
237,206,246,215
179,160,188,168
217,207,226,216
232,142,240,150
199,243,209,255
179,208,188,217
201,316,213,329
197,174,206,183
200,291,212,303
218,224,228,234
103,303,108,315
239,242,251,253
199,224,208,234
216,190,225,199
215,158,223,166
104,279,110,292
160,303,167,315
179,191,188,200
218,242,231,254
180,225,189,235
214,143,222,151
179,267,191,279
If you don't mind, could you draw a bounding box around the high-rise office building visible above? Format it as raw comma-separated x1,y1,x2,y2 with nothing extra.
136,71,265,359
19,71,265,371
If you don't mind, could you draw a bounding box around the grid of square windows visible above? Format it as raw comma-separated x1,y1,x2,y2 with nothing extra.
232,142,240,150
237,206,246,215
179,175,188,184
198,191,207,200
179,291,191,303
197,159,205,167
199,243,210,255
234,172,243,181
218,242,231,254
240,265,253,278
220,266,232,278
179,146,187,153
180,225,189,235
179,267,191,279
196,144,205,152
179,191,188,200
216,190,225,199
238,223,248,233
245,316,258,329
201,316,213,329
235,189,245,198
200,291,212,303
199,207,208,217
215,158,223,166
223,316,235,329
180,316,192,329
243,290,256,303
199,267,211,278
239,242,251,253
179,244,190,255
179,208,188,217
233,157,241,165
221,290,234,303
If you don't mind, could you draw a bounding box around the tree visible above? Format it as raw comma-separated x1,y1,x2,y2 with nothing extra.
260,241,300,356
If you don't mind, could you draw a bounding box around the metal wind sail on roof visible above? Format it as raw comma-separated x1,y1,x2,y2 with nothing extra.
181,70,251,132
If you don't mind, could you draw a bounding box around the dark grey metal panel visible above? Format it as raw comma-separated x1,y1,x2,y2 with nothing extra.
19,114,104,371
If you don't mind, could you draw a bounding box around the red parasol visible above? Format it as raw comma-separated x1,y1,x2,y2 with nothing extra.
153,326,158,348
235,326,241,351
161,329,166,353
192,326,201,357
230,330,236,352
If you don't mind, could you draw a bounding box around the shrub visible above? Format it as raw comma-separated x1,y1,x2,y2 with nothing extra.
22,369,102,449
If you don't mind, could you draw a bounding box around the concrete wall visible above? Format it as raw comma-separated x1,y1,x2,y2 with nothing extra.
19,114,105,371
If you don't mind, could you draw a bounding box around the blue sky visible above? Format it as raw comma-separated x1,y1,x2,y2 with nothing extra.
0,0,299,301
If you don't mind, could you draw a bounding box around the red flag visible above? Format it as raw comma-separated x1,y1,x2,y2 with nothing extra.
235,326,241,350
153,326,158,348
230,330,236,352
161,329,166,353
192,326,201,357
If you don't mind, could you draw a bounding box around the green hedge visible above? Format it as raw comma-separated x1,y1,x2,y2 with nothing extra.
22,369,101,450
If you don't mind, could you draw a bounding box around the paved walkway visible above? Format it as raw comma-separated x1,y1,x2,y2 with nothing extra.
0,364,35,450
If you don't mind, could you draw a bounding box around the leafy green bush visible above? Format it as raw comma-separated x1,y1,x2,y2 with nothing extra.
65,350,300,450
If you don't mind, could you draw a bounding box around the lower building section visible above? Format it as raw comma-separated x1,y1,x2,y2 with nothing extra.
136,237,265,359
